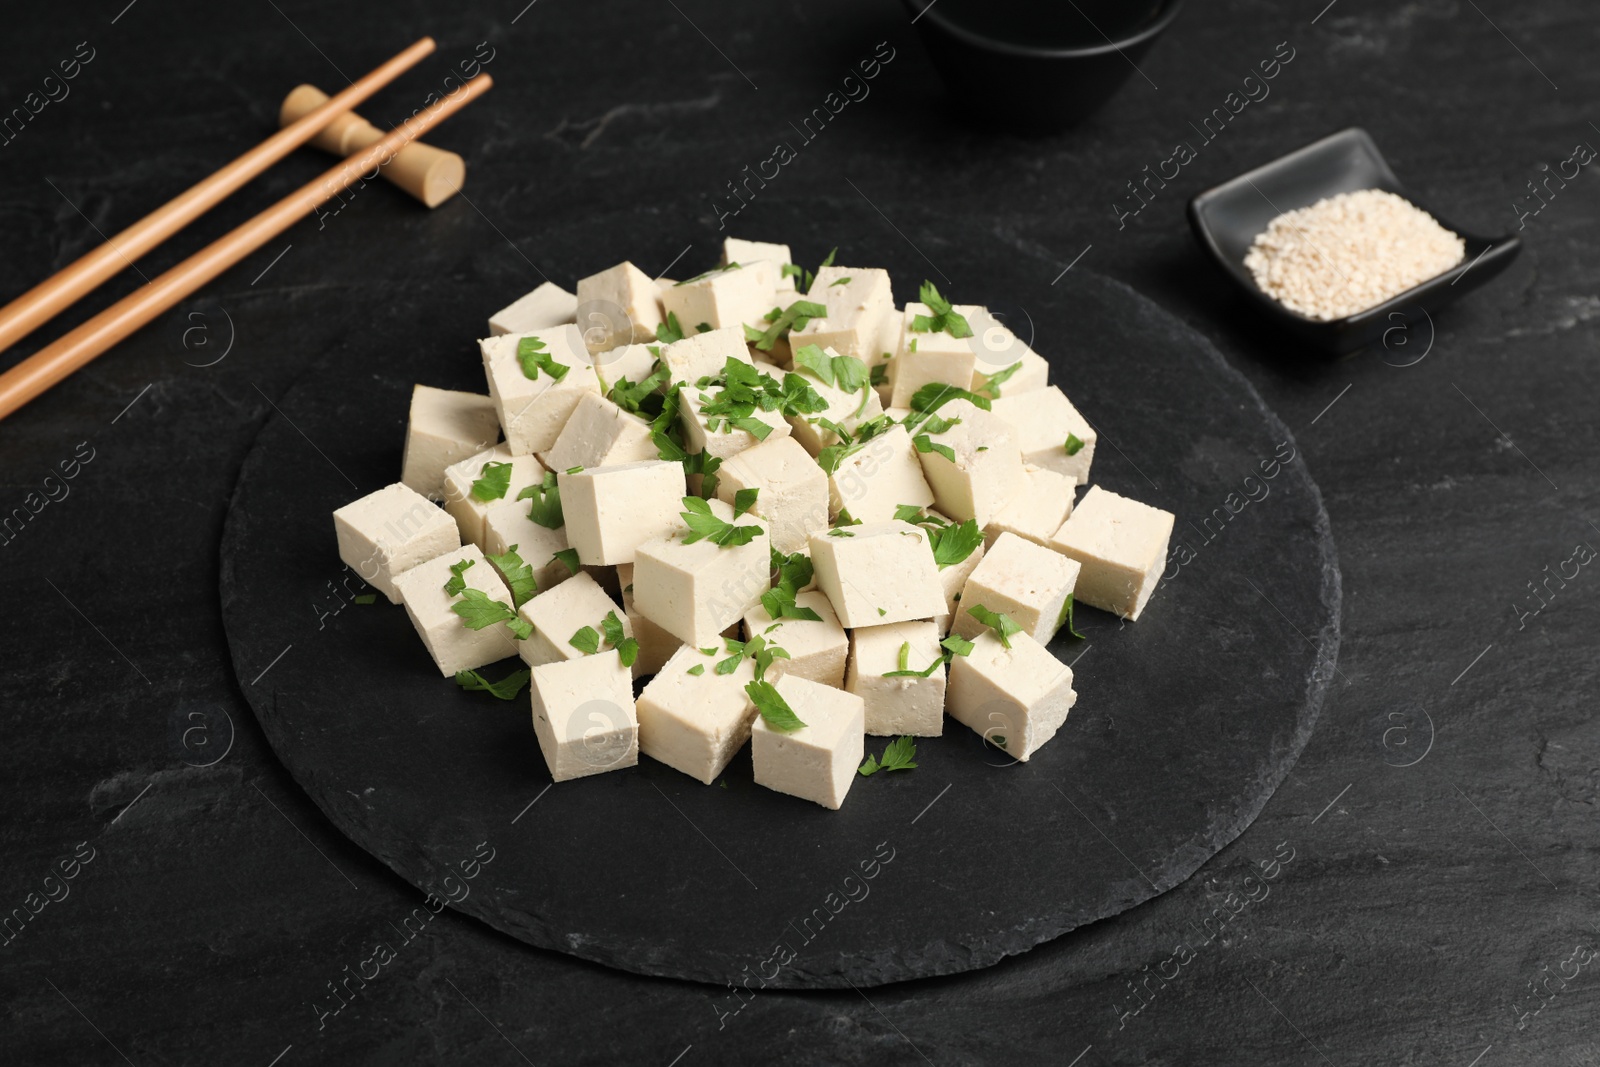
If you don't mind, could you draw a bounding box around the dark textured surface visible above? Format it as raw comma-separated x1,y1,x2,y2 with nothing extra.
2,1,1596,1064
218,210,1338,987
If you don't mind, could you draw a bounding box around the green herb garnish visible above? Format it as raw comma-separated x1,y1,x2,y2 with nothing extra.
859,736,917,775
975,360,1021,400
518,471,563,529
552,547,580,575
451,589,532,640
751,300,827,352
485,544,539,608
516,335,570,381
1064,433,1085,456
967,604,1022,649
454,667,532,700
908,281,973,338
912,433,956,464
1058,593,1086,640
747,679,806,731
687,663,705,676
470,461,513,502
733,487,760,519
444,558,475,597
679,496,761,548
655,312,687,344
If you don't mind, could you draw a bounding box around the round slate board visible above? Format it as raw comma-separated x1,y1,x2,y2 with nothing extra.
220,199,1340,989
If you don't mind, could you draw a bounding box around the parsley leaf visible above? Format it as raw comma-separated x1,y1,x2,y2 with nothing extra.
353,594,376,605
454,667,531,700
517,472,563,529
601,610,627,649
451,588,530,639
733,487,760,518
679,496,761,548
1064,433,1085,456
569,625,601,655
908,281,973,338
470,461,513,502
780,263,802,282
485,544,539,608
792,343,869,396
912,433,956,464
760,549,822,622
893,504,929,523
687,663,706,676
1058,593,1086,640
609,362,672,416
444,558,475,597
975,360,1021,400
516,335,570,381
656,312,687,344
746,679,806,731
858,736,918,776
941,633,975,657
869,362,889,386
829,276,851,287
751,299,827,352
928,519,983,569
967,604,1023,649
802,247,837,292
907,381,991,416
552,547,580,575
827,528,854,537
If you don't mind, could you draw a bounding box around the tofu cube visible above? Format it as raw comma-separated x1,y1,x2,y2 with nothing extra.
888,303,985,409
514,569,630,668
539,392,657,473
714,435,829,555
947,630,1076,761
559,460,687,566
913,399,1027,527
636,645,757,783
660,261,778,332
482,502,574,597
991,385,1097,484
479,325,603,455
400,385,501,499
441,445,547,549
634,498,771,646
574,261,663,348
488,281,577,336
845,620,946,736
791,266,894,361
392,544,521,675
741,590,848,687
809,520,946,627
786,351,885,455
617,562,682,678
657,327,752,387
827,423,934,524
751,674,865,810
722,238,795,292
1049,486,1174,621
679,380,792,460
530,651,638,781
333,483,460,604
953,532,1081,644
966,310,1050,397
984,465,1077,548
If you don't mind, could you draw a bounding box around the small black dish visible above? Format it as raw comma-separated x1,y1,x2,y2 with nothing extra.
902,0,1186,133
1187,127,1521,355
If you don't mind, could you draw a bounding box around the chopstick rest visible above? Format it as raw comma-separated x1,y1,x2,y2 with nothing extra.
279,83,465,208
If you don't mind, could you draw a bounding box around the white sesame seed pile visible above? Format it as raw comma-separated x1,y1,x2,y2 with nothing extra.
1243,188,1466,321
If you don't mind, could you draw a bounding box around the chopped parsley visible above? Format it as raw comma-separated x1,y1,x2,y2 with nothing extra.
912,433,956,464
516,335,570,381
454,667,531,700
655,311,687,344
815,412,895,475
517,471,564,529
732,487,760,519
761,549,822,622
609,361,671,416
801,247,837,292
565,465,584,475
680,496,762,548
975,360,1022,400
746,679,806,731
967,604,1022,649
909,280,973,338
485,544,539,608
827,528,854,538
750,299,827,352
687,663,705,676
1058,593,1086,640
451,588,531,640
928,519,983,569
858,735,917,775
569,610,639,667
717,634,789,680
694,357,826,437
552,547,580,574
353,594,376,605
569,625,601,655
470,461,513,502
829,276,852,287
443,558,475,597
1064,433,1085,456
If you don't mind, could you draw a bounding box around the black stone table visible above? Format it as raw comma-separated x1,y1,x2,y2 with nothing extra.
1,1,1595,1064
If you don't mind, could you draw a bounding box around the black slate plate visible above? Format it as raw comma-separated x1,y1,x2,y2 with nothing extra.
219,199,1339,989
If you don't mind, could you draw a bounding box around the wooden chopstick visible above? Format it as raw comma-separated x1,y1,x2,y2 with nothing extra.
0,74,493,422
0,36,438,356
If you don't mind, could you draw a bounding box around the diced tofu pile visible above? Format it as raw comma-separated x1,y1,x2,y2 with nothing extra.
331,240,1177,809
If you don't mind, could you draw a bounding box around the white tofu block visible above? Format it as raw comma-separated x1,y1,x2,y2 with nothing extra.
530,651,638,781
870,312,901,409
827,423,934,524
791,266,894,361
575,261,663,348
679,381,792,460
947,630,1075,761
482,502,574,597
888,302,985,409
617,562,682,678
393,544,521,675
488,281,578,336
741,591,848,687
400,385,501,499
556,460,686,566
966,310,1050,395
845,620,946,736
479,325,603,455
751,674,864,810
441,445,547,549
660,261,778,332
715,435,829,555
722,238,794,293
984,466,1077,548
658,326,754,387
514,570,630,668
991,385,1097,484
1049,486,1174,621
809,520,945,627
954,532,1081,645
914,399,1028,528
933,528,986,635
538,392,657,474
636,645,756,784
333,483,460,604
786,355,885,455
634,498,771,647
